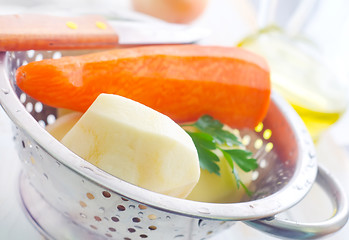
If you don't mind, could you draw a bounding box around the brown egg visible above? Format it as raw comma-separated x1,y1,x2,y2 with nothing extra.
131,0,209,23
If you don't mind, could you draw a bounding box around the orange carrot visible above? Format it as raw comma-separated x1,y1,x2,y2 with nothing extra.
16,45,270,128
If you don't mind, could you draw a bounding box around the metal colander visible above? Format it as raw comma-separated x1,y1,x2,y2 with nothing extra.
0,50,347,240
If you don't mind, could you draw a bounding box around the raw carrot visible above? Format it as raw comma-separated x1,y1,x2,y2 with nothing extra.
16,45,270,128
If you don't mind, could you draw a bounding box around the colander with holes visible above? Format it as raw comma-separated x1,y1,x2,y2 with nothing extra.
0,50,348,240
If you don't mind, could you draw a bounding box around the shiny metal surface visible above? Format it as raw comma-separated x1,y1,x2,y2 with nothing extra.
245,164,349,239
109,20,211,45
0,50,347,239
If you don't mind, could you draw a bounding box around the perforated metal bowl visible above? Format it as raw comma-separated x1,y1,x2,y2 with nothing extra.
0,50,348,240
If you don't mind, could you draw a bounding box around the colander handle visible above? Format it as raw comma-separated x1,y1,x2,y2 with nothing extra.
244,164,349,239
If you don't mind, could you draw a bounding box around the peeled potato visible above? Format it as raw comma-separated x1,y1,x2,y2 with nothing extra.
60,94,200,198
46,112,82,141
186,153,252,203
185,126,253,203
57,108,77,118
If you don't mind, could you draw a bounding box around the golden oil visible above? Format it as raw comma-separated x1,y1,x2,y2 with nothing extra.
238,26,348,142
290,103,343,142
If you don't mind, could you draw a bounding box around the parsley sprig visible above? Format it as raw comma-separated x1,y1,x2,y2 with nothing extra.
181,115,258,196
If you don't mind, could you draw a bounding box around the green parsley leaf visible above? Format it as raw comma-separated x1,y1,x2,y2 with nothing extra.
221,148,257,196
187,132,220,175
221,149,258,172
182,115,259,195
193,115,241,146
187,132,216,150
239,180,253,197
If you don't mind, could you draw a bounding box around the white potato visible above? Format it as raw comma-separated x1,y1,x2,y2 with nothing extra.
46,112,82,141
186,153,252,203
61,94,200,198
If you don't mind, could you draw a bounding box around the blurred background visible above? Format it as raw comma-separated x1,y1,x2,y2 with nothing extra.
0,0,349,239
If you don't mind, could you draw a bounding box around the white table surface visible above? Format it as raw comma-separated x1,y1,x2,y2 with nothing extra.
1,0,349,239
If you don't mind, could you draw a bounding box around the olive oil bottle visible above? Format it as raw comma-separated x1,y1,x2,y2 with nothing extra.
239,26,348,142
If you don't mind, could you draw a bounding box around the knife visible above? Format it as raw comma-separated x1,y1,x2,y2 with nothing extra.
0,14,210,51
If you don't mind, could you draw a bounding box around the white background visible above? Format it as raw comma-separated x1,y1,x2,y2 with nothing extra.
1,0,349,239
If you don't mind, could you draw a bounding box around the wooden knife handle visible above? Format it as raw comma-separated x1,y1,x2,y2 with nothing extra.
0,14,119,51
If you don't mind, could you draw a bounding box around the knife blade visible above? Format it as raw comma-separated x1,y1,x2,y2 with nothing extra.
0,14,210,51
110,20,210,45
